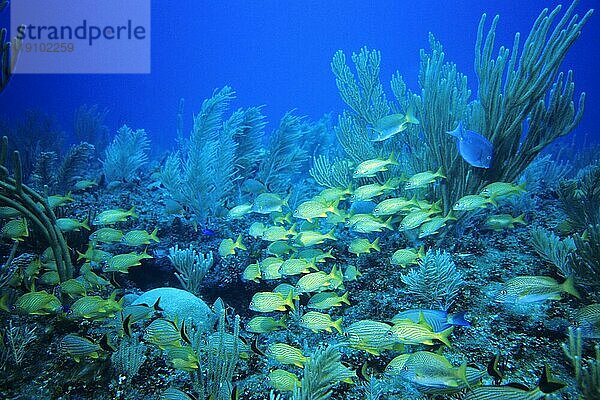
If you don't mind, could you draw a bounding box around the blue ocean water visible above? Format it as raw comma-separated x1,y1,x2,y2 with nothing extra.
1,1,598,148
1,1,599,399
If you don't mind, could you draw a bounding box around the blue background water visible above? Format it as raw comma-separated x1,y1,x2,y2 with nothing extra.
1,0,598,150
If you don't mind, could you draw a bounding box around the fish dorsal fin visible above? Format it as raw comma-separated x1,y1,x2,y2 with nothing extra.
487,353,504,384
99,333,115,352
180,320,191,345
538,365,566,394
417,311,433,330
122,313,132,338
153,296,164,312
357,360,370,382
251,336,264,356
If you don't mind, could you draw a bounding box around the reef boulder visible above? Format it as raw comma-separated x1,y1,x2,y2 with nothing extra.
133,287,214,331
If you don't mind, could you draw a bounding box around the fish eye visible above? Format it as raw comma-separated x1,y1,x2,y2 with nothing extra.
293,210,299,214
487,156,492,160
499,290,507,295
374,208,379,213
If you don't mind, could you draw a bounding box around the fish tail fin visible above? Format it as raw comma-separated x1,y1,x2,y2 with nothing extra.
277,314,288,328
332,318,344,334
445,211,457,221
448,311,471,327
81,217,90,231
127,206,138,219
487,195,499,207
235,234,247,251
404,105,419,125
457,361,470,388
150,227,160,242
417,245,426,258
326,227,337,240
76,250,85,261
371,237,381,252
288,223,298,237
0,293,9,312
284,290,295,311
329,199,342,216
517,181,528,193
562,276,581,299
388,152,399,165
282,192,291,208
65,191,74,201
514,213,526,225
437,326,454,347
435,167,446,179
384,216,394,231
340,291,351,305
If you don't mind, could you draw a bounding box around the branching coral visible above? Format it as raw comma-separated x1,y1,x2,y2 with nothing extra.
400,249,464,310
55,142,95,192
168,245,213,296
530,227,576,278
102,125,150,182
563,327,600,399
309,155,353,189
475,2,592,184
73,105,110,152
292,345,352,400
160,87,241,223
257,111,309,193
331,47,388,164
569,224,600,289
558,164,600,232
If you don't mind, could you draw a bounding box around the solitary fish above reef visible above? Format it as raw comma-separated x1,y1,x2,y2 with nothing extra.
250,291,295,313
484,213,526,231
269,369,301,392
489,275,580,304
353,154,398,178
218,234,247,257
246,315,287,334
47,192,74,209
252,193,289,214
227,203,253,220
122,227,160,246
74,179,97,191
15,290,62,315
391,309,470,333
369,107,420,142
462,365,565,400
267,343,309,368
89,227,124,243
396,351,469,389
446,122,493,168
60,334,112,362
1,218,29,241
56,217,90,232
94,206,138,225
